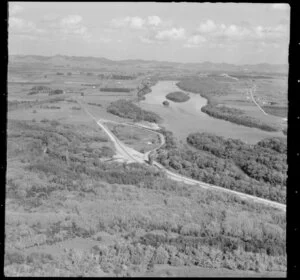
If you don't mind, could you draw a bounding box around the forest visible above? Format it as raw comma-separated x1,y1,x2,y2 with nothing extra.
155,131,286,203
5,119,286,276
165,91,190,103
111,74,136,80
100,88,132,93
201,105,278,132
107,99,161,123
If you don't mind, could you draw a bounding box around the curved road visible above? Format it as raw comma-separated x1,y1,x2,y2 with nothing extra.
77,97,286,212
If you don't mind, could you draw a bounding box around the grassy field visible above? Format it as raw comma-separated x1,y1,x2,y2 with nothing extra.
105,122,161,153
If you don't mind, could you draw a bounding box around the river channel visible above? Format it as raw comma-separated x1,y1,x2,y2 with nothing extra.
139,81,284,144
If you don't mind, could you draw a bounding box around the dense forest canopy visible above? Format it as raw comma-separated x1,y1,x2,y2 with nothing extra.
107,99,162,123
155,131,286,203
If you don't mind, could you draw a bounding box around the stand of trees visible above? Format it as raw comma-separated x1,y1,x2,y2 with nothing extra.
155,131,286,203
202,105,278,132
100,88,132,93
111,74,135,80
107,100,162,123
166,91,190,103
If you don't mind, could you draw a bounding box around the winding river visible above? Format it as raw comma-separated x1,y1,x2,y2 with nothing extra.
139,81,284,144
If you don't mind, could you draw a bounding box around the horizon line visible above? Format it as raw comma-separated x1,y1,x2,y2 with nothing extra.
8,53,288,67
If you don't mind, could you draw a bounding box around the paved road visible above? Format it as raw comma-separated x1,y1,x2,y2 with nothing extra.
78,97,286,212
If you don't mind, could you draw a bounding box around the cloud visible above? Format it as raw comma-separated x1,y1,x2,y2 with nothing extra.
195,19,289,45
147,16,162,27
155,27,185,40
271,4,290,10
9,4,24,16
57,15,91,39
111,16,145,29
42,14,60,22
110,15,163,30
9,17,45,35
183,35,207,48
197,20,217,33
139,36,155,44
254,24,289,41
197,20,250,38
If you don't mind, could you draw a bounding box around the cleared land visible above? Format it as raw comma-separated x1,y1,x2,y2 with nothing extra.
105,122,161,153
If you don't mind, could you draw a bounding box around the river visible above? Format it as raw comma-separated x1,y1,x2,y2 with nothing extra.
139,81,284,144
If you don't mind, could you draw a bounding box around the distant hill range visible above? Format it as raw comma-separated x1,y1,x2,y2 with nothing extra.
8,54,288,74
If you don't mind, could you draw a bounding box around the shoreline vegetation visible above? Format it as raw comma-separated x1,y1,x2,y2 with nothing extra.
137,79,157,101
176,80,280,132
165,91,190,103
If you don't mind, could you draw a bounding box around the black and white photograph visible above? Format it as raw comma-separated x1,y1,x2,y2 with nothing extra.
5,1,290,277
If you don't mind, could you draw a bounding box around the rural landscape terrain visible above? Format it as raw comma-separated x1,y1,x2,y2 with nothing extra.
6,54,288,277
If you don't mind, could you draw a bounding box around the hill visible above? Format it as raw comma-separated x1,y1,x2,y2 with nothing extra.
9,55,288,74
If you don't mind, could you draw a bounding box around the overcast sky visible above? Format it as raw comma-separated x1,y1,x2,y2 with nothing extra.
8,2,290,64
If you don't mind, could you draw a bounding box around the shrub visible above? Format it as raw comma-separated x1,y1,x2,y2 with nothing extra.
152,246,169,264
71,106,81,110
5,251,26,265
49,89,64,95
180,223,202,236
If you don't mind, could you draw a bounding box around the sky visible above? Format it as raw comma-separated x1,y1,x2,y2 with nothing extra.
8,2,290,64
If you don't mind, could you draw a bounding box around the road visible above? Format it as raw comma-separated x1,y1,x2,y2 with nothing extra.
100,118,166,159
77,97,286,212
248,83,268,116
